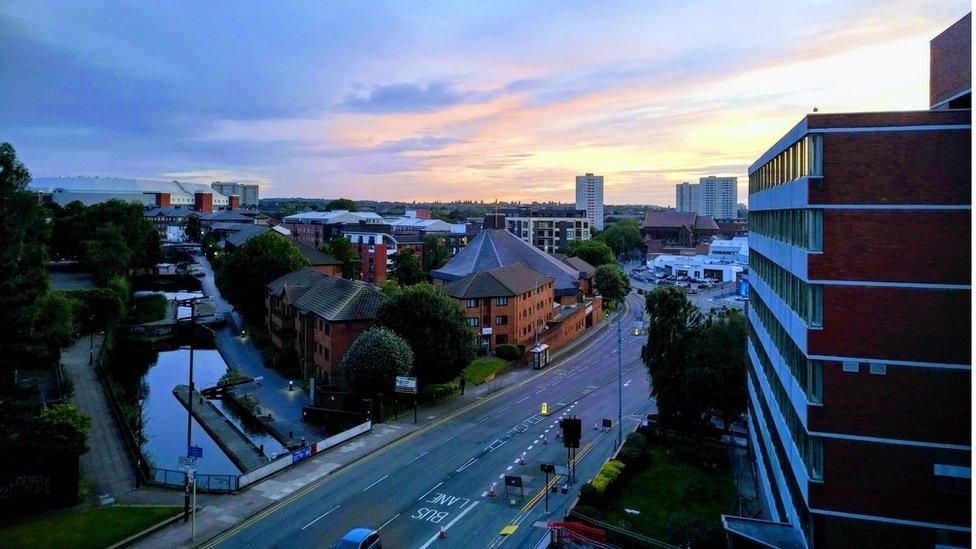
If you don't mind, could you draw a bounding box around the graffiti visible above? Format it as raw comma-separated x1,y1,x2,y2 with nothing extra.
0,474,53,500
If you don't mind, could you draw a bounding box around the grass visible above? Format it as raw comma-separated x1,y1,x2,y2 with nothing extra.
598,443,734,545
462,357,508,384
0,505,182,549
130,294,168,324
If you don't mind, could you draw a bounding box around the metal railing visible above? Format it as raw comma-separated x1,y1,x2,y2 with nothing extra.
148,467,239,493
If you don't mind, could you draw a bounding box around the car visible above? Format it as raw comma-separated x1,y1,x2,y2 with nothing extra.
637,288,645,295
331,528,381,549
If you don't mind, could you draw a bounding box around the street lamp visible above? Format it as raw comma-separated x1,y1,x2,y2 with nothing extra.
88,314,95,365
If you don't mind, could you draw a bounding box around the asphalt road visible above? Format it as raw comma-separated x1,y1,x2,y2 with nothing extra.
205,291,652,548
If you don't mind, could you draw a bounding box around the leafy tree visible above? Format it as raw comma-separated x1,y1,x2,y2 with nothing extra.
36,292,78,347
375,283,475,386
391,248,425,286
692,309,748,430
217,231,310,319
564,239,614,267
52,199,160,273
184,214,202,242
340,327,413,393
422,234,451,272
378,278,401,296
83,224,131,285
0,143,52,389
37,403,92,455
324,198,357,212
85,287,127,329
321,237,361,279
594,264,631,303
595,219,643,256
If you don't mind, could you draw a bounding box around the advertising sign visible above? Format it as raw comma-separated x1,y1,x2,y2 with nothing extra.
395,376,418,394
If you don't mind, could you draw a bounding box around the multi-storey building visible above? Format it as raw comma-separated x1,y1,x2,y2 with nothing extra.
676,181,700,213
500,207,590,254
726,13,971,549
210,181,259,208
699,176,737,220
29,176,233,212
575,173,605,230
282,210,385,249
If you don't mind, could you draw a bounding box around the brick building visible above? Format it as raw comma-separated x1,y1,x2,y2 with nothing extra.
265,269,386,383
725,13,971,549
641,211,719,248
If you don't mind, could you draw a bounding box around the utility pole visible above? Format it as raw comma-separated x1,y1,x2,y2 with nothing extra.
184,300,195,522
616,297,623,448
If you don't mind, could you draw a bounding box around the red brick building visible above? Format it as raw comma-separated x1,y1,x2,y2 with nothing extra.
641,211,719,248
265,268,386,383
726,14,971,549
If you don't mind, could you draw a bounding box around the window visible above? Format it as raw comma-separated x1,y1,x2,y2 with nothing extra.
842,361,859,373
869,363,887,375
467,317,479,327
495,297,509,306
466,299,478,308
808,437,824,480
749,209,823,251
806,361,823,403
494,315,508,325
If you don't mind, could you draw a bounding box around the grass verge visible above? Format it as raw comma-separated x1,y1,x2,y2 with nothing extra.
462,357,508,384
0,505,182,549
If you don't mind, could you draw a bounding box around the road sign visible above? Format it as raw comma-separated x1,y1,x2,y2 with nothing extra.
187,445,203,458
291,446,312,464
504,475,522,488
540,463,555,474
602,418,613,430
178,456,197,468
395,376,418,394
553,465,570,476
561,418,582,449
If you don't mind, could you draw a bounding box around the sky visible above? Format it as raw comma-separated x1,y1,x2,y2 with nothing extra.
0,1,968,206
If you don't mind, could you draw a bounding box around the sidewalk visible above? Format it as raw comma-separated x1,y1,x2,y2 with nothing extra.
134,298,626,547
62,334,199,508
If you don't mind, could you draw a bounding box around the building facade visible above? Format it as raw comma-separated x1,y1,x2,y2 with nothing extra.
210,181,259,208
641,211,719,248
730,14,971,548
676,181,701,213
699,176,737,220
503,210,591,254
575,173,605,230
29,176,233,211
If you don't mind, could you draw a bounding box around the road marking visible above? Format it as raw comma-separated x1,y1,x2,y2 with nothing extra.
417,481,444,501
363,474,389,491
623,379,632,387
377,513,400,531
515,396,531,404
481,490,488,497
456,457,478,472
473,416,491,426
534,388,545,395
418,501,480,549
441,432,460,444
404,451,429,466
527,445,533,450
301,505,340,531
506,465,513,471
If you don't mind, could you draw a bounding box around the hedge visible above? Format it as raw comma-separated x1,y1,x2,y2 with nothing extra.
494,344,523,361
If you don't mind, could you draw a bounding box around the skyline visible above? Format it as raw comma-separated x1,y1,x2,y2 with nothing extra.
0,1,967,205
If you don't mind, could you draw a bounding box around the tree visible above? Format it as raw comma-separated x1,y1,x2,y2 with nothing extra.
340,327,413,393
422,234,450,272
322,237,361,279
83,224,131,285
594,264,631,303
36,292,78,348
692,309,748,430
391,248,425,286
595,219,643,256
216,232,310,319
0,143,52,389
324,198,357,212
564,239,614,267
184,214,202,242
375,283,475,386
51,199,160,273
37,403,92,455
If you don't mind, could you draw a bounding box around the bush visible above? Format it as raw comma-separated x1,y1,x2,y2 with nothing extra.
516,344,526,354
618,432,648,466
666,511,718,547
250,327,271,348
579,483,599,506
260,347,277,368
684,480,721,503
475,346,487,357
590,475,610,497
494,344,523,361
422,381,459,400
573,504,603,520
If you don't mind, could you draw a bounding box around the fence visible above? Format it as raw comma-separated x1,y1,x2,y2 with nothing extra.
148,467,239,492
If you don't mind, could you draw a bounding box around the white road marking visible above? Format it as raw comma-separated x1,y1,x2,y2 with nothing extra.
441,432,460,444
417,481,444,501
623,379,632,387
498,474,504,478
507,465,513,471
405,451,429,466
363,474,389,491
534,389,545,395
301,505,340,531
418,501,480,549
473,416,491,426
481,490,488,497
515,396,531,404
377,513,400,531
527,445,533,450
456,458,478,472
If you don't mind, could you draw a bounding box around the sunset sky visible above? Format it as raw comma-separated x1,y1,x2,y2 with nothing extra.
0,1,967,205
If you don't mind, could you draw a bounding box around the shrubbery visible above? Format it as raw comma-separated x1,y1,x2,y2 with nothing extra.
618,431,648,467
422,381,459,400
494,344,523,361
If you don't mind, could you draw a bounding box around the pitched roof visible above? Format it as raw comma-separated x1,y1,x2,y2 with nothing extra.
199,210,254,222
212,222,259,232
641,211,719,231
561,256,596,276
225,225,270,248
144,207,195,218
442,264,551,299
693,216,720,231
294,241,342,266
267,268,385,321
430,229,580,296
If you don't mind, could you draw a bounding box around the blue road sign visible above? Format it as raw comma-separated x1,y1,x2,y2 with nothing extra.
187,445,203,458
292,446,312,464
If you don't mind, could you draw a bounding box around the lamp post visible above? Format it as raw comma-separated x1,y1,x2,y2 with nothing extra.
184,299,196,523
616,297,623,448
88,314,95,366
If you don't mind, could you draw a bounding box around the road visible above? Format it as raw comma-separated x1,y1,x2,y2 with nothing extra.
623,258,745,314
205,291,652,548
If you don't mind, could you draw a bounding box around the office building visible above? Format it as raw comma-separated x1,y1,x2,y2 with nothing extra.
724,13,971,548
676,182,700,213
210,181,260,209
499,207,590,254
575,173,604,230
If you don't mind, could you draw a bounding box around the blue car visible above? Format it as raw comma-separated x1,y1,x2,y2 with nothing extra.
331,528,381,549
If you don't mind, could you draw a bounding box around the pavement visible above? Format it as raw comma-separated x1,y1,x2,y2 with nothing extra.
143,291,651,549
194,253,325,442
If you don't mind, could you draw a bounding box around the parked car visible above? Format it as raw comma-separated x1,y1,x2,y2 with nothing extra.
332,528,381,549
637,288,645,295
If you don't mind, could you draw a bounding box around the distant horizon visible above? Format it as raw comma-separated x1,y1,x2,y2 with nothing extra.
2,2,967,205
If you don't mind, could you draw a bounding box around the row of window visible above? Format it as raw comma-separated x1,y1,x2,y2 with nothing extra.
467,315,508,327
466,297,509,308
749,290,814,397
750,251,823,327
749,209,823,251
748,134,823,195
315,316,331,335
748,353,824,483
315,342,330,361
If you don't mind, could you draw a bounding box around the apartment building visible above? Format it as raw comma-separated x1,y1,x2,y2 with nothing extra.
674,176,737,219
726,13,971,548
501,207,591,254
676,181,700,213
210,181,259,208
575,173,605,230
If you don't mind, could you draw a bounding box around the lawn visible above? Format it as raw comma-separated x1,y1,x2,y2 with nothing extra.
597,443,734,546
0,505,182,549
130,294,169,324
462,357,509,384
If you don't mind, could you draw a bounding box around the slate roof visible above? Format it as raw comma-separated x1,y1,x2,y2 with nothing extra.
641,211,719,231
225,227,342,267
225,225,270,248
430,229,580,296
294,241,343,266
212,222,258,232
199,210,254,222
442,264,552,299
266,268,385,321
561,256,596,277
144,207,196,218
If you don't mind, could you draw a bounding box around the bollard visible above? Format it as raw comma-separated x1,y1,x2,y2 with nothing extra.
488,482,496,497
593,421,599,430
543,434,548,445
518,452,526,465
438,527,447,539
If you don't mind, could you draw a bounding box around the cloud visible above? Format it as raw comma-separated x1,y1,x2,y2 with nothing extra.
336,82,489,113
